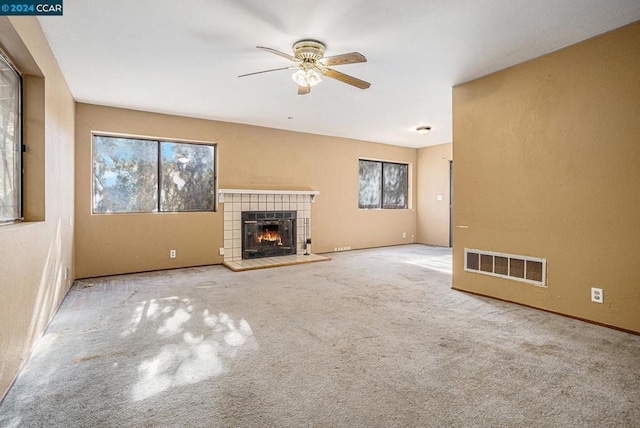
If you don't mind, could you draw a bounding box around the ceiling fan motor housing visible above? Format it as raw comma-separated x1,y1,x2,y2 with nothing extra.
293,40,326,62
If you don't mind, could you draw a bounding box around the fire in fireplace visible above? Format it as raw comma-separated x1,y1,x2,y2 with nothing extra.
242,211,296,259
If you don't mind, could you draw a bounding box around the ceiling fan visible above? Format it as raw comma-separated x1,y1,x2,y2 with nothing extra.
239,39,371,95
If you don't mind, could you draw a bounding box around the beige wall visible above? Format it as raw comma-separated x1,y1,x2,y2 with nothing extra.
416,143,452,247
75,104,417,278
452,22,640,332
0,17,75,399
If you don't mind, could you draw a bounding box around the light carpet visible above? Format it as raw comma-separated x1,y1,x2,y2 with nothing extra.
1,245,638,427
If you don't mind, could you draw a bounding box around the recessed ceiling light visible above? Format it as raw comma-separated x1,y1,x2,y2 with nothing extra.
416,126,431,135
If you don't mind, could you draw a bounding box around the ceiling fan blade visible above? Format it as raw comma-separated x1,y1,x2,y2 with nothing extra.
256,46,299,62
322,68,371,89
238,66,296,78
297,85,311,95
321,52,367,66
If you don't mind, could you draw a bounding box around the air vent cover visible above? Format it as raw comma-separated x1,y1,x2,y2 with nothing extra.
464,248,546,287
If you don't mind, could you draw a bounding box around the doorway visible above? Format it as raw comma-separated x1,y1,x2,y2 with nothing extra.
449,160,453,248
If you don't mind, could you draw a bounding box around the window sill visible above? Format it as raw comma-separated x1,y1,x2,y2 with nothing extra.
0,220,45,232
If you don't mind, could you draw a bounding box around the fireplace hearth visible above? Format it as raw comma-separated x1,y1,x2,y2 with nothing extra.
242,211,296,259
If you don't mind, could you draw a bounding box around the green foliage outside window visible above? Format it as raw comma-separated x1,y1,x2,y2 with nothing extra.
93,135,215,214
160,142,215,211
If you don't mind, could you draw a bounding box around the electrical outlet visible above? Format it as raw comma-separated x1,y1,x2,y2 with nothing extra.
170,250,176,259
591,287,603,304
64,267,69,280
402,232,407,238
219,247,224,256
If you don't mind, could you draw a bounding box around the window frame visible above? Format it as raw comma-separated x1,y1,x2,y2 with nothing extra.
358,159,409,210
92,133,217,214
0,49,23,224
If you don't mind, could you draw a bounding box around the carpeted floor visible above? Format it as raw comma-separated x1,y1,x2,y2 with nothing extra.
1,245,638,427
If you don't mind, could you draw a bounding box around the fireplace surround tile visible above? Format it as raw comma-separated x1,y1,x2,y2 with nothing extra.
219,189,319,263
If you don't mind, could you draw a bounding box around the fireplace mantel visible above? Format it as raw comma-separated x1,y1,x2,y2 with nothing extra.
218,189,319,203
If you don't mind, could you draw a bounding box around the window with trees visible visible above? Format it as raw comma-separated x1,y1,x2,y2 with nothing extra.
358,159,408,209
0,51,22,223
93,135,215,213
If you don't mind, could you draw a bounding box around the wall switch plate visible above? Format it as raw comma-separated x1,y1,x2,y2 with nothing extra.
170,250,176,259
219,247,224,256
437,194,443,201
591,287,603,303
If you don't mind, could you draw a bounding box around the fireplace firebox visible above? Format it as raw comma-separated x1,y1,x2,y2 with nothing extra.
242,211,296,259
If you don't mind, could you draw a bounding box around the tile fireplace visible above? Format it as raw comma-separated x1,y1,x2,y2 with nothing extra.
220,189,319,263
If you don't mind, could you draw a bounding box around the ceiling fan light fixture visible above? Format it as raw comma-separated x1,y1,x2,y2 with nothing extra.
416,125,431,135
291,69,322,87
306,69,322,86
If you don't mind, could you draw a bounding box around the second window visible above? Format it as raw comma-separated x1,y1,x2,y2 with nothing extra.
358,159,408,209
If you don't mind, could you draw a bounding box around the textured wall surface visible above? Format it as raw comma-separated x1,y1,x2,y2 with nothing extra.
416,143,452,247
75,103,418,278
0,17,75,399
453,22,640,332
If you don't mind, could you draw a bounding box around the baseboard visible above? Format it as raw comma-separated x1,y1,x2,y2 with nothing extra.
451,287,639,336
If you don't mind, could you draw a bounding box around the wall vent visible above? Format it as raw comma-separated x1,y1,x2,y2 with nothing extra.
464,248,546,287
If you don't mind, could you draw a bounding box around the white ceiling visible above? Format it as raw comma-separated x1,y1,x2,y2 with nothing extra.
38,1,640,148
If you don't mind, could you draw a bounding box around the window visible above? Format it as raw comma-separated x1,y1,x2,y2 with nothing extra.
358,159,408,209
160,142,216,211
0,51,22,223
93,135,215,213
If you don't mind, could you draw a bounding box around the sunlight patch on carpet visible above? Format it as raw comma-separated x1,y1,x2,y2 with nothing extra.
404,254,452,274
126,298,257,402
